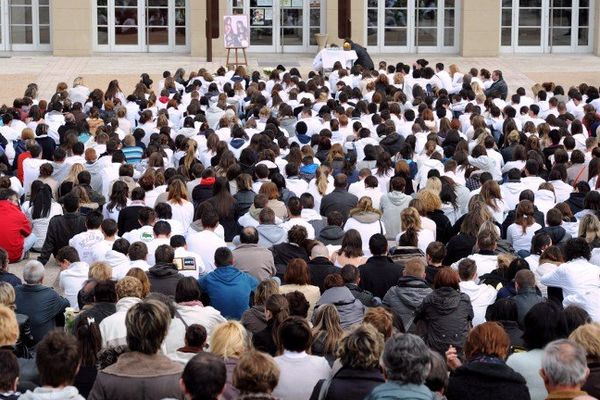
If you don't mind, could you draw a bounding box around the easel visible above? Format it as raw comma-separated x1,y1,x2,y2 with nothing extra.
226,47,248,68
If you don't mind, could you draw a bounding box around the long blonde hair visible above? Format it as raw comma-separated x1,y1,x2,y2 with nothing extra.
315,165,331,196
65,163,85,184
312,304,344,355
167,179,190,205
211,321,249,359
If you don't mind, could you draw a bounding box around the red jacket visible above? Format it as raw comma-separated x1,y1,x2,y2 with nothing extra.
0,200,32,262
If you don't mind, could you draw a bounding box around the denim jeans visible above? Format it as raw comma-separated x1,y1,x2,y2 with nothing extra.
20,233,37,260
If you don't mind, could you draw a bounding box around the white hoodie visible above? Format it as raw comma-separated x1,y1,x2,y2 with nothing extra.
501,181,527,211
459,280,497,326
18,386,84,400
99,297,141,348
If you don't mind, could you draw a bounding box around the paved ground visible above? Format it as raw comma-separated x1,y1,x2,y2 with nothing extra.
8,254,62,293
1,52,599,104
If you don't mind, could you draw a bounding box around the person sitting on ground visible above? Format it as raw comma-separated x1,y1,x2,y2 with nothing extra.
14,261,70,344
358,234,403,299
341,264,380,307
540,339,591,400
232,226,277,282
19,330,85,400
383,257,432,333
146,244,184,297
180,352,227,400
199,247,259,320
364,333,434,400
233,351,281,400
89,299,184,400
457,258,497,327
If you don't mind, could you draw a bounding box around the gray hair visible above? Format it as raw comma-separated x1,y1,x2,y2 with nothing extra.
381,333,431,384
23,261,45,284
542,339,589,387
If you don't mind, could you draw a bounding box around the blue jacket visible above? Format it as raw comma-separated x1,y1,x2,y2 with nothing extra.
364,382,434,400
198,266,259,319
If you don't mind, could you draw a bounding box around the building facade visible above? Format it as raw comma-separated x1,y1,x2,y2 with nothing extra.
0,0,598,57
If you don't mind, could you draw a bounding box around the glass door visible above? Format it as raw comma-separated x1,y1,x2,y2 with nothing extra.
501,0,592,53
0,0,6,51
232,0,323,52
367,0,458,53
7,0,51,51
94,0,188,52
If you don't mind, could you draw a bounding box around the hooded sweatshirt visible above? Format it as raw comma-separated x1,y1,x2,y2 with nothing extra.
147,263,184,297
344,211,384,254
317,225,345,245
364,382,434,400
500,180,527,211
380,191,412,240
198,266,259,319
256,224,287,247
383,276,432,332
458,280,498,326
105,250,132,279
18,387,84,400
315,286,365,329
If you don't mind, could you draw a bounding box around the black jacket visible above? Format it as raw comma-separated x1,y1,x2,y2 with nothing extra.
350,42,375,71
38,212,87,265
147,263,184,297
320,189,358,221
496,320,525,351
71,302,116,334
447,360,530,400
35,136,56,161
484,78,508,100
252,321,277,356
512,287,544,328
444,233,476,265
427,209,453,244
317,225,345,245
0,270,22,287
206,197,240,242
583,361,600,399
358,255,404,299
270,243,309,279
380,133,404,157
308,257,339,293
566,192,586,215
234,189,256,216
535,225,571,246
415,287,474,356
192,182,214,207
310,367,385,400
346,283,380,307
117,205,144,236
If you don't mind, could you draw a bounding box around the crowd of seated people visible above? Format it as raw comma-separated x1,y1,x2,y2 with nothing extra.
0,57,599,399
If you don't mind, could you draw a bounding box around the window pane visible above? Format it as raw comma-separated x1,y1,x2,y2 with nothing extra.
10,6,33,25
97,26,108,45
11,25,33,44
502,27,512,45
148,27,168,44
310,9,320,26
418,9,437,27
176,0,186,6
578,27,589,45
367,0,377,6
384,28,407,46
97,7,108,25
551,27,571,45
115,27,138,44
147,8,168,26
385,10,407,28
115,8,138,26
502,0,512,6
444,27,454,46
310,27,320,45
367,27,377,46
97,0,107,6
388,0,408,6
176,27,186,45
367,10,378,27
148,0,168,5
580,0,589,6
11,0,32,4
518,27,541,45
502,9,512,26
232,0,244,6
444,0,455,6
444,9,454,27
116,0,137,6
39,26,50,44
250,27,273,45
519,0,541,6
282,28,303,45
176,8,185,26
552,9,571,27
552,0,572,6
417,28,437,46
519,9,541,26
579,8,589,26
39,6,50,24
282,9,302,26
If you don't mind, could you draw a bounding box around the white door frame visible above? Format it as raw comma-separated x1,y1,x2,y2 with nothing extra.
1,0,52,51
231,0,324,53
93,0,190,53
365,0,460,54
501,0,593,53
